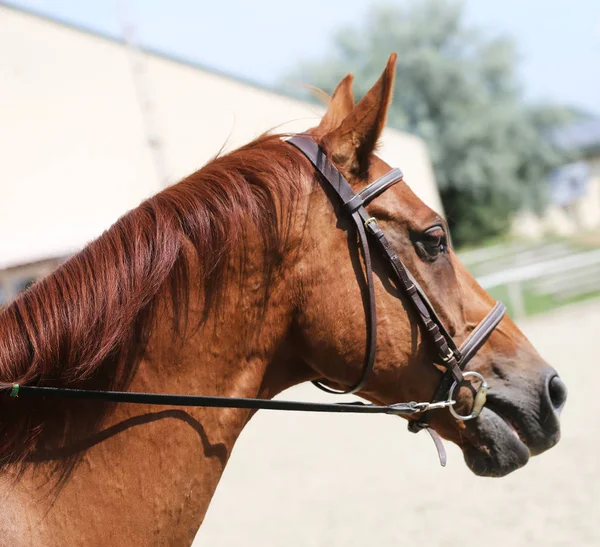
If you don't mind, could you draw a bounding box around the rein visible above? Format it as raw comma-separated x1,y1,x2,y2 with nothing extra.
0,135,506,467
0,383,453,416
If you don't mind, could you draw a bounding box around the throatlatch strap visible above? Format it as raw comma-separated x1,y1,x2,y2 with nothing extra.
312,210,378,394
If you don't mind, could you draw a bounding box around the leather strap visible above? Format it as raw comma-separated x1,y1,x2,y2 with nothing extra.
358,168,404,206
365,220,463,378
425,427,447,467
343,168,404,213
458,301,506,366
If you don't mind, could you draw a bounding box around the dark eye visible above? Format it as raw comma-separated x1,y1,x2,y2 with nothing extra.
416,226,447,260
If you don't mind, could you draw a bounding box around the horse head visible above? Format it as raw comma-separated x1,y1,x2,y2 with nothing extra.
291,54,566,476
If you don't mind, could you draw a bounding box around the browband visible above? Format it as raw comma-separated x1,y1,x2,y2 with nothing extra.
343,168,404,213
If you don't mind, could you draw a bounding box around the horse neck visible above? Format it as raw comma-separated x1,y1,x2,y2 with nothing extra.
1,204,316,547
135,236,313,406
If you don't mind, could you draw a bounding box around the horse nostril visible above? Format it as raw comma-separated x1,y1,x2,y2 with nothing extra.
548,375,568,410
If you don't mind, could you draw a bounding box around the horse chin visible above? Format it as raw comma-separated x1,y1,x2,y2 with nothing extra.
461,407,531,477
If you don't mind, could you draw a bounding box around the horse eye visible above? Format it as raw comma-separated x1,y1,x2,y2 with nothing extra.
418,226,447,259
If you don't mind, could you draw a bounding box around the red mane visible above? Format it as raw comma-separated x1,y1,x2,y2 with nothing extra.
0,134,305,470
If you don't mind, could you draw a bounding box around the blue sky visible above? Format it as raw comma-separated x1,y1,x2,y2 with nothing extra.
7,0,600,115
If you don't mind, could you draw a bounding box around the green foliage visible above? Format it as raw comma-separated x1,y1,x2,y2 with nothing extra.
285,0,573,247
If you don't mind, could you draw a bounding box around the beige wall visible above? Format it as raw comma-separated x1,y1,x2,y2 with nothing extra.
0,257,63,305
0,4,441,273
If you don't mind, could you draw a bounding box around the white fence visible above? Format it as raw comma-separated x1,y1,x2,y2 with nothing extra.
471,247,600,318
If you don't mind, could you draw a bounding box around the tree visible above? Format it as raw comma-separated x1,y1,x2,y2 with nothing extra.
285,0,572,247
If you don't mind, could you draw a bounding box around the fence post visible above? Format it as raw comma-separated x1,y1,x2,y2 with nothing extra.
507,281,526,319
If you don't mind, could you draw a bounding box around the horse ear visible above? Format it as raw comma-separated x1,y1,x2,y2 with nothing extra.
315,74,355,134
322,53,397,177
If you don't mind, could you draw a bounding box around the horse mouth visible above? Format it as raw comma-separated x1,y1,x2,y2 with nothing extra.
461,405,531,477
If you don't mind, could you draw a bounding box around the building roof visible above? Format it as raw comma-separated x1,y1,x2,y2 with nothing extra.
548,161,591,206
549,118,600,155
0,0,286,99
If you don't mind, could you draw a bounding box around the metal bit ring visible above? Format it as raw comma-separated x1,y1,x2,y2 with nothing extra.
448,371,488,421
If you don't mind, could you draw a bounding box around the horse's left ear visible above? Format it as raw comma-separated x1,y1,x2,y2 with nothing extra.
322,53,397,177
314,73,355,134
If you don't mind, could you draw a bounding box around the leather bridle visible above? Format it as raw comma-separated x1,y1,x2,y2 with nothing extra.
0,134,507,467
286,135,506,445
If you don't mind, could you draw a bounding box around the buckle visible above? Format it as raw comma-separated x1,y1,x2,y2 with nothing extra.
364,217,378,231
440,348,454,363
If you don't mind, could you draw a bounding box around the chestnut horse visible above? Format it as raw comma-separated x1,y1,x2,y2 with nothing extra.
0,55,565,545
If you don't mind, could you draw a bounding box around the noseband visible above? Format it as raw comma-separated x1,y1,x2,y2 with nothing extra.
1,133,507,468
286,135,506,440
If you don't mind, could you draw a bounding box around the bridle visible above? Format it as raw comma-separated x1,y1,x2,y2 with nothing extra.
286,135,506,449
0,134,506,466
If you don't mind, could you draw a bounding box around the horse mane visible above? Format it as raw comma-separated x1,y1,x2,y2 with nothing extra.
0,133,306,471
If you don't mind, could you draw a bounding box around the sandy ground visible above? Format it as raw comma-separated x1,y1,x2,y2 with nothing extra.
193,300,600,546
